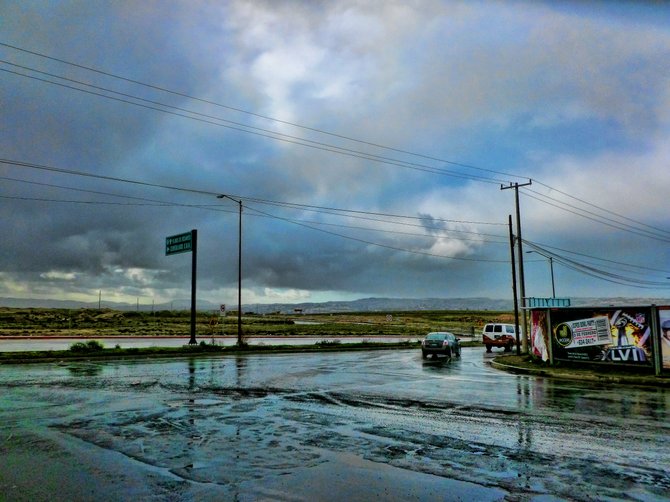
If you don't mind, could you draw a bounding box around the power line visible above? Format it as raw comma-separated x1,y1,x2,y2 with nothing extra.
2,42,668,256
1,164,508,261
1,182,505,242
269,218,508,244
0,159,506,226
3,193,508,247
244,204,508,263
3,173,506,239
1,175,198,206
240,195,506,226
531,179,670,237
523,241,670,288
6,63,666,246
4,159,668,283
0,195,167,206
521,191,670,243
0,63,503,184
523,238,670,275
0,41,526,182
522,187,670,243
240,199,508,238
9,183,664,286
3,49,667,240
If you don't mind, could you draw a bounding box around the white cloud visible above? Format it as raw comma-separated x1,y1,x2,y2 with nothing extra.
40,271,77,281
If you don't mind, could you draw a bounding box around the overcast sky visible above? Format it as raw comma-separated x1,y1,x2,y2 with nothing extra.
2,1,669,308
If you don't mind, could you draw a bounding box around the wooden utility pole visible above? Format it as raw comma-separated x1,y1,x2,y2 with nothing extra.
508,215,521,355
501,180,532,353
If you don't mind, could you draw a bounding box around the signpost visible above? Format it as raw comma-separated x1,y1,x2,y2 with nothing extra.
166,229,198,344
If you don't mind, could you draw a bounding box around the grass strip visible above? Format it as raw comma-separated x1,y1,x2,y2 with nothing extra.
0,340,436,364
492,354,669,386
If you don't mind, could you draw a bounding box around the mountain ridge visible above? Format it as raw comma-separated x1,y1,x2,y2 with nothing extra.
1,296,668,313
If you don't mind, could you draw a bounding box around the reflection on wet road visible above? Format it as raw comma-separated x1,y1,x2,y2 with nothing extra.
1,348,668,501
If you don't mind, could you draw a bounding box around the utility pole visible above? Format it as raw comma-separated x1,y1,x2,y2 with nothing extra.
501,180,532,353
508,215,521,355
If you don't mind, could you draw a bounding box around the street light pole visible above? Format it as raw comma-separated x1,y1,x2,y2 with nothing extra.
217,194,243,346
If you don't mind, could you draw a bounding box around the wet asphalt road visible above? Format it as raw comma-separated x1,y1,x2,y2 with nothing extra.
0,348,668,501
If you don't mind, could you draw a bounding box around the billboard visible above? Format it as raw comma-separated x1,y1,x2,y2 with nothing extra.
549,307,652,366
660,307,670,370
530,310,550,362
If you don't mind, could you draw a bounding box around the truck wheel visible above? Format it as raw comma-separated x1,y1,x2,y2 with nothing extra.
504,342,512,352
422,351,427,359
485,345,492,353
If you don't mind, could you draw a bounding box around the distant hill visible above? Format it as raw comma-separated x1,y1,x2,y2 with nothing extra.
1,296,668,313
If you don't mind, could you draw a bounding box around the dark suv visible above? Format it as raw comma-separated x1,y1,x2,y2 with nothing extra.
421,332,461,359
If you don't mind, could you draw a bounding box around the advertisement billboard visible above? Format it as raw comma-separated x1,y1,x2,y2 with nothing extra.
659,307,670,371
550,307,652,365
530,310,550,362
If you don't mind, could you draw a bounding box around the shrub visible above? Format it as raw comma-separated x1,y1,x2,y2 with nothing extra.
316,340,341,347
69,340,105,353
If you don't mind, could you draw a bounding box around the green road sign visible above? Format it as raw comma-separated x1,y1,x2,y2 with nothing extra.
166,231,193,256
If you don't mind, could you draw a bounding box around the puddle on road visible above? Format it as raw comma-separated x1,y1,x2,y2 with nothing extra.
4,352,668,501
40,382,669,502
